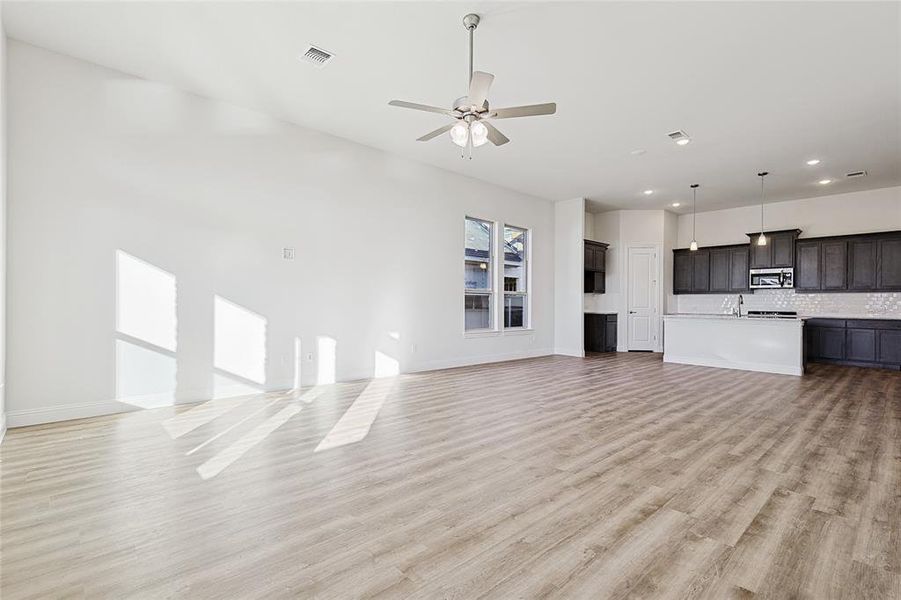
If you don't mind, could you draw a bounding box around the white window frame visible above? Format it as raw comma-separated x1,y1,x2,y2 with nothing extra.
464,216,497,335
502,224,531,331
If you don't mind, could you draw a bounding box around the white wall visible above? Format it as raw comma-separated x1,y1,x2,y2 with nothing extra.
674,186,901,316
0,15,7,440
6,42,556,426
554,198,584,356
677,186,901,248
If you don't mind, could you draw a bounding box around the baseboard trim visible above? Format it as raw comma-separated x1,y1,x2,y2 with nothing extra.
553,347,585,358
409,348,555,373
663,355,803,377
7,350,560,428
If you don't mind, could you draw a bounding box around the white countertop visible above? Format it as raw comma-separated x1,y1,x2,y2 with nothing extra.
665,312,901,322
664,313,802,325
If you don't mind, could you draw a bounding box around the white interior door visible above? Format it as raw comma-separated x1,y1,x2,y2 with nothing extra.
627,246,658,351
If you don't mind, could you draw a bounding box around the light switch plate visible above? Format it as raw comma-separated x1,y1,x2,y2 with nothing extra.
283,248,295,260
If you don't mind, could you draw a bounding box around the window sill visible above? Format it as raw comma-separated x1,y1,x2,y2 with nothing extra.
464,329,500,339
502,327,534,336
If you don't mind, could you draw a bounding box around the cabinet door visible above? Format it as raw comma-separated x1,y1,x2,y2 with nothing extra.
583,244,595,272
729,247,749,291
818,328,846,360
795,241,821,290
584,315,603,352
772,233,795,267
877,330,901,364
709,248,731,292
846,328,877,362
674,252,692,294
751,240,772,269
692,250,710,292
594,247,607,272
821,241,848,290
877,238,901,290
848,240,877,291
604,317,617,352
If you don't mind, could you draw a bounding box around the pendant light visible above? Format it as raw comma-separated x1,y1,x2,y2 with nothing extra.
689,184,699,251
757,171,769,246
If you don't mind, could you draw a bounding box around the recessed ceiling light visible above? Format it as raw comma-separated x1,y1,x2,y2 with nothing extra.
675,138,690,146
643,190,654,195
671,202,681,207
631,149,646,156
819,179,832,185
806,159,821,166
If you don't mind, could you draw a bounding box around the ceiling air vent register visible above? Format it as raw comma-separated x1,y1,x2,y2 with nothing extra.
300,45,334,68
846,170,868,179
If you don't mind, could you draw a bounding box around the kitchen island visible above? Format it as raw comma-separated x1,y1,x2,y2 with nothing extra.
663,314,805,376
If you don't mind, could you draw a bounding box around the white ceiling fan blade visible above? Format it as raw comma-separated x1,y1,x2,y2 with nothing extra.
389,100,456,117
488,102,557,119
417,123,456,142
483,122,510,146
468,71,494,107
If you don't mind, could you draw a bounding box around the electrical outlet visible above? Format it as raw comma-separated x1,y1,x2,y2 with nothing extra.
410,343,418,354
283,248,295,260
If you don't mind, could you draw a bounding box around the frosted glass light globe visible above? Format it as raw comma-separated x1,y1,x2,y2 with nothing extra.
449,122,469,147
470,121,489,147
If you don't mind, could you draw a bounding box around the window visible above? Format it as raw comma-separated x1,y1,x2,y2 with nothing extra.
503,225,528,328
465,217,494,330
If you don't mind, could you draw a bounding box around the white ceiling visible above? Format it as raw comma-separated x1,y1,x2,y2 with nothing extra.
3,1,899,213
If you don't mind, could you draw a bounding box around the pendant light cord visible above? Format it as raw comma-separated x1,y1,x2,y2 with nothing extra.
692,186,697,240
758,171,768,235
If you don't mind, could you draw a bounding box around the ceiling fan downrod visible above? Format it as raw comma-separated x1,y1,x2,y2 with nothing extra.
463,13,480,86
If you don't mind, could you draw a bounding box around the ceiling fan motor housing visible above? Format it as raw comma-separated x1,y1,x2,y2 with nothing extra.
453,96,489,116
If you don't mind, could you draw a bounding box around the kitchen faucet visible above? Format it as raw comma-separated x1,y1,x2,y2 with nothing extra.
737,294,744,318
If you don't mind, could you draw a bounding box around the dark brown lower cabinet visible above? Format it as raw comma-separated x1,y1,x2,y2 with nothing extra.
805,318,901,370
584,313,617,353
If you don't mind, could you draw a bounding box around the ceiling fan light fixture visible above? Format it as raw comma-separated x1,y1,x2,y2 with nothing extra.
449,121,469,147
470,121,489,147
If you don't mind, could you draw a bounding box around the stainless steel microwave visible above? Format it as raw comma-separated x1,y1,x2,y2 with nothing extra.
749,267,794,289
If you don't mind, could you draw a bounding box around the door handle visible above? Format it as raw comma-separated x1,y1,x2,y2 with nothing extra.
629,311,637,314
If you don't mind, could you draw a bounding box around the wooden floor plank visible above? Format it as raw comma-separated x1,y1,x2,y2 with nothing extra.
1,353,899,599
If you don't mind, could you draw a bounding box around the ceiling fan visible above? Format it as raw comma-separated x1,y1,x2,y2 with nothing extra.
389,13,557,158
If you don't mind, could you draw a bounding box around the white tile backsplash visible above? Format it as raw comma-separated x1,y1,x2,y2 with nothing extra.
674,289,901,318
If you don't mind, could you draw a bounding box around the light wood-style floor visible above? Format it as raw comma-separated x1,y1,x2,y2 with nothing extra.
1,353,899,599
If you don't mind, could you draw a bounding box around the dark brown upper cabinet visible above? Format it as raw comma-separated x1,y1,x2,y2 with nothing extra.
794,231,901,294
821,241,848,290
747,230,801,269
877,238,901,290
795,241,821,291
673,244,748,295
584,240,608,294
848,240,877,290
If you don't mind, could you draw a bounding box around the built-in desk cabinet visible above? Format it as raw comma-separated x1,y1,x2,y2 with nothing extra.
585,313,617,353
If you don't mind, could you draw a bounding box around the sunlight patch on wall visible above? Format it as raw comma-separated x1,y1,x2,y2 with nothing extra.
116,250,177,351
115,339,176,409
317,336,337,385
374,350,399,378
214,296,267,385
